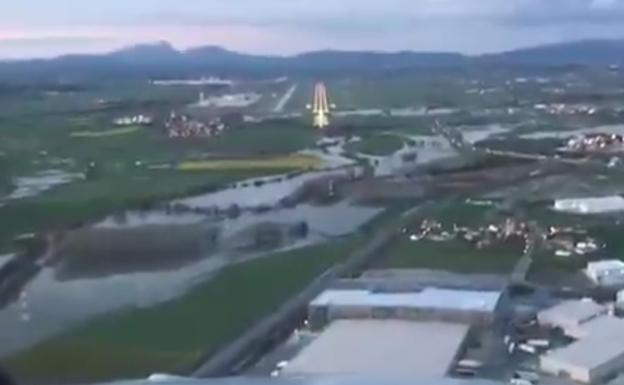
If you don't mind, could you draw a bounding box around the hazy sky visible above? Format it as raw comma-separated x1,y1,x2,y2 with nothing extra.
3,0,624,58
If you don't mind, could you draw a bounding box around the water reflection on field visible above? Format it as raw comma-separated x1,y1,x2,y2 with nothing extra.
3,170,82,201
0,199,381,357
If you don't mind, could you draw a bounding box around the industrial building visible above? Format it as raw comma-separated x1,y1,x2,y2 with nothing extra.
307,287,503,329
282,319,470,377
540,316,624,383
585,260,624,287
537,299,608,338
553,196,624,214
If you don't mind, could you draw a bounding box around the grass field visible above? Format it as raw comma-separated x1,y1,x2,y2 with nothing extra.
70,126,142,138
287,78,471,110
178,154,321,171
345,134,404,156
380,238,521,273
0,107,318,251
4,237,362,384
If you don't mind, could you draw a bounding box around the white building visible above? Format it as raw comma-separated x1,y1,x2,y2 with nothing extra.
541,316,624,383
585,260,624,287
537,300,608,338
194,93,261,108
282,319,470,377
554,196,624,214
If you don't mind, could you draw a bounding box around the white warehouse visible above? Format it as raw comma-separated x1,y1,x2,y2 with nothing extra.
537,299,608,338
553,196,624,214
541,316,624,383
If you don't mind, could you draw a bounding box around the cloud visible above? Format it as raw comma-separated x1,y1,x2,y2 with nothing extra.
3,0,624,57
0,36,113,47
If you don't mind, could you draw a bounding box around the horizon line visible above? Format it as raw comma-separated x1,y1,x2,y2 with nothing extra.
1,36,623,62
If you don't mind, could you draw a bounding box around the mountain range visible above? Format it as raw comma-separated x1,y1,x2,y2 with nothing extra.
2,39,624,82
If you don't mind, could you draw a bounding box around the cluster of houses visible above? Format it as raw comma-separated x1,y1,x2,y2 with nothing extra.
533,103,597,116
563,133,624,153
113,114,153,126
406,217,529,249
165,111,226,138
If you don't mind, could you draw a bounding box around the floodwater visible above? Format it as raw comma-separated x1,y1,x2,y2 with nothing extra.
391,107,459,117
332,107,459,117
176,167,363,210
358,135,459,177
0,200,381,357
4,170,83,201
520,124,624,140
461,124,511,144
334,109,384,117
299,137,359,168
0,253,13,270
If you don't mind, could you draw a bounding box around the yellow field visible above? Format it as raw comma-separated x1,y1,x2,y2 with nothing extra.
178,154,322,171
70,126,142,138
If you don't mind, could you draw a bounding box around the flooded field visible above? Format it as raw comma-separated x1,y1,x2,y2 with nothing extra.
358,135,459,176
0,199,381,357
176,167,363,209
3,170,82,201
520,124,624,140
332,107,459,117
0,131,464,358
462,124,511,144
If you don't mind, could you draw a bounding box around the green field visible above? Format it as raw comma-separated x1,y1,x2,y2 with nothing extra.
345,134,404,156
375,199,522,273
178,154,321,171
4,237,362,384
0,104,319,250
380,238,521,273
70,126,143,138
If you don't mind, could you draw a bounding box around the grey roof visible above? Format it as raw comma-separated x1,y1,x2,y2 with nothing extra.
543,316,624,369
310,288,500,312
537,300,607,327
282,319,469,377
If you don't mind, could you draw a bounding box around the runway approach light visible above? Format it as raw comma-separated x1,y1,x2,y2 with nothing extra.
311,82,332,129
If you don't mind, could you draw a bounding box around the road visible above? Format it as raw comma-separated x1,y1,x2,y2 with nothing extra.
511,224,541,284
273,84,297,113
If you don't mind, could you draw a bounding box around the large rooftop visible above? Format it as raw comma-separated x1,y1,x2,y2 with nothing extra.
543,316,624,369
310,287,500,312
554,196,624,214
282,319,470,377
538,300,607,329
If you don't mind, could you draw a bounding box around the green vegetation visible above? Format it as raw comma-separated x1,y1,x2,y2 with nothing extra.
198,120,317,155
376,199,522,273
420,200,498,227
0,101,317,250
70,126,143,138
4,237,362,384
178,154,321,171
381,238,521,273
345,134,404,156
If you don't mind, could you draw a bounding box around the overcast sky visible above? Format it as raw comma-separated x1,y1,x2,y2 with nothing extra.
2,0,624,58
